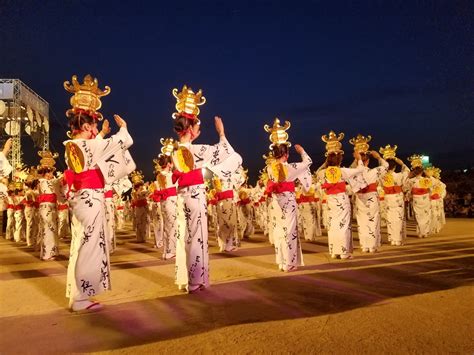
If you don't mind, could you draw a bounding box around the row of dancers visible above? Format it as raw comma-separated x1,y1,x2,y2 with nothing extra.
0,75,447,311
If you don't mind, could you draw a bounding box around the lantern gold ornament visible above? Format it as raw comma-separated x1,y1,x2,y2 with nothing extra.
379,145,398,160
171,85,206,120
321,131,344,156
64,74,111,120
349,134,372,153
264,118,291,149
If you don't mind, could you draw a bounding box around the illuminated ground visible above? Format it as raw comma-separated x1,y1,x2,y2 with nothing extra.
0,219,473,354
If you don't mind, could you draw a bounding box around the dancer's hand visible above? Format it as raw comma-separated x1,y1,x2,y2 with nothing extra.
294,144,304,155
215,116,225,137
100,119,111,137
370,150,381,160
114,115,127,128
354,151,362,161
2,138,12,155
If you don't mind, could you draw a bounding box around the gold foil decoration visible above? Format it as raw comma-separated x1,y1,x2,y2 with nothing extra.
349,134,372,153
325,166,342,184
379,144,398,160
171,85,206,119
64,74,111,120
38,150,59,172
264,118,291,149
322,131,344,157
408,154,423,169
172,146,194,173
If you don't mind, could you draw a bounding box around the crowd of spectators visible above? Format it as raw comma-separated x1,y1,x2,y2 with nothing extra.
443,168,474,218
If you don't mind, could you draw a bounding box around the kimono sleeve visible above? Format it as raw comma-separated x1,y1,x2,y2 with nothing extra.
342,160,367,193
95,127,136,184
192,137,235,168
0,152,12,177
287,152,313,192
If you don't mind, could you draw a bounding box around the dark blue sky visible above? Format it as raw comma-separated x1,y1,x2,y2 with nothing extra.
2,0,473,181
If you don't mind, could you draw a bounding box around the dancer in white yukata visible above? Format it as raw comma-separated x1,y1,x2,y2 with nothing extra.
316,131,366,259
349,134,388,253
263,118,312,271
379,145,409,246
425,166,446,234
37,151,62,260
63,74,135,311
130,171,149,243
170,85,240,293
24,168,39,247
153,138,178,259
405,154,432,238
12,180,26,243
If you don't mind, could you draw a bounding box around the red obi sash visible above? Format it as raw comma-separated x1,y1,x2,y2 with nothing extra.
104,190,113,199
159,187,177,201
259,196,266,203
64,169,105,192
24,201,36,207
172,169,204,188
208,198,217,206
412,187,429,195
237,198,251,206
216,190,234,201
267,181,295,194
384,186,402,194
7,204,13,209
299,195,315,203
322,182,346,195
379,197,385,201
151,190,161,203
38,193,57,204
322,199,327,203
134,199,148,208
117,206,124,210
58,203,68,210
430,194,441,200
358,182,378,194
14,204,24,210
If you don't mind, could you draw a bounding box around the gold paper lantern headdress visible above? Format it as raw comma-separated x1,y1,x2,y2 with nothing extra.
408,154,423,169
349,134,372,153
262,151,275,166
26,167,38,184
433,167,441,179
64,74,111,121
424,165,438,177
264,118,291,149
379,144,398,160
130,170,144,185
171,85,206,121
38,150,59,171
321,131,344,156
160,138,177,157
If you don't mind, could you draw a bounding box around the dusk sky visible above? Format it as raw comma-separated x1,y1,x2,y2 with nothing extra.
2,1,473,181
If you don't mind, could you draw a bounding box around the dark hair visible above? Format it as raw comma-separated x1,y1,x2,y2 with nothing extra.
67,111,96,132
25,179,39,189
37,167,54,175
173,114,194,135
271,144,289,159
412,166,423,176
360,152,370,164
326,152,343,166
158,154,172,168
387,158,397,171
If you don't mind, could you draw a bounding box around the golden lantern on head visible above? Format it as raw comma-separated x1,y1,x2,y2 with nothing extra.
379,144,398,160
171,85,206,121
25,167,38,184
38,150,59,172
64,74,111,121
160,137,177,157
408,154,423,169
322,131,344,156
130,170,144,186
349,134,372,153
264,118,291,149
424,165,437,177
433,167,441,179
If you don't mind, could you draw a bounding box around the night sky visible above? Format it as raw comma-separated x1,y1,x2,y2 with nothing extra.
2,1,473,182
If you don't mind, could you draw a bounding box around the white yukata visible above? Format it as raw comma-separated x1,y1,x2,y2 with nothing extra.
174,137,239,292
38,178,61,260
214,164,244,252
405,175,432,238
237,186,255,241
133,186,149,243
13,194,26,243
429,177,446,234
5,194,15,240
156,171,178,259
381,165,409,245
103,184,116,252
64,126,135,304
23,188,39,247
317,161,366,258
297,186,319,241
355,159,388,252
266,151,312,271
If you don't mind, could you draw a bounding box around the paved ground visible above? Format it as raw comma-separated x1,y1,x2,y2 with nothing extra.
0,219,473,354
